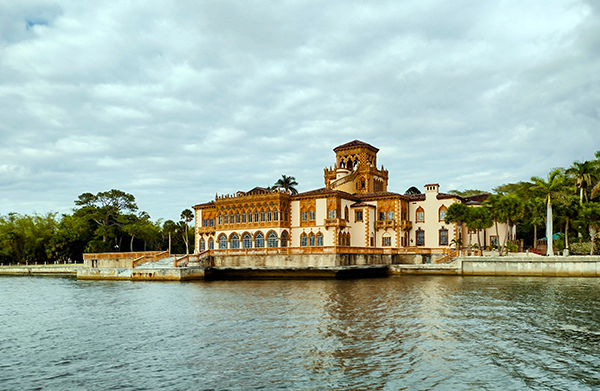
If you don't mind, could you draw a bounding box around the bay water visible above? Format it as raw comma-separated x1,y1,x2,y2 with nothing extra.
1,275,600,390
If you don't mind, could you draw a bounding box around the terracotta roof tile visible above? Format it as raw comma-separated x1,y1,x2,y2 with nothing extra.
355,191,408,201
333,140,379,153
293,187,359,200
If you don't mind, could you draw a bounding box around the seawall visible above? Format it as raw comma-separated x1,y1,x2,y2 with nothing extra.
460,256,600,277
0,265,79,276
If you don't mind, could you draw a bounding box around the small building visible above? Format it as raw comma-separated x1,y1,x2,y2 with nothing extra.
193,140,509,266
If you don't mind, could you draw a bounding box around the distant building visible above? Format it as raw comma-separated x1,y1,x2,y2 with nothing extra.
193,140,508,265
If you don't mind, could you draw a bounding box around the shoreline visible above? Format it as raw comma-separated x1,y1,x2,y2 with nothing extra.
2,256,600,280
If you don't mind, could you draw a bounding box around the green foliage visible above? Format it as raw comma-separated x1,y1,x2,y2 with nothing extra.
273,175,299,195
448,189,489,197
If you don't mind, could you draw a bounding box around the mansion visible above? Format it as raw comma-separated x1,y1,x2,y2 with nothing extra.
193,140,508,264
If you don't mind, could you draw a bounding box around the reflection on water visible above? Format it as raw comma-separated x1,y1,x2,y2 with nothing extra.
1,276,600,390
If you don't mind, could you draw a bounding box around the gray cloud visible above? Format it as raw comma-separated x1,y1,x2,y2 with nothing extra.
1,0,599,221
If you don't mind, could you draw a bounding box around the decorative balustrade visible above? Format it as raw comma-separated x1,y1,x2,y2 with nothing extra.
324,218,347,229
375,219,398,230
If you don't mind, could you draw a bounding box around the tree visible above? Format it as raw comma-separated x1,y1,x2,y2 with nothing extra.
163,220,177,254
74,189,138,247
524,198,545,249
180,209,194,255
123,211,151,252
498,194,523,250
485,195,507,254
555,195,580,250
566,160,597,204
466,207,493,249
444,203,469,242
578,203,600,255
273,175,299,195
530,169,566,256
448,189,489,197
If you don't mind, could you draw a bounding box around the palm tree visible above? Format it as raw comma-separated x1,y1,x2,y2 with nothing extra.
273,175,299,195
566,161,597,204
466,207,493,250
578,203,600,255
530,169,566,256
180,209,194,254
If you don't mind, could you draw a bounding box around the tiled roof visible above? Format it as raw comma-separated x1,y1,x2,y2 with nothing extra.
293,187,359,200
333,140,379,153
192,201,215,209
407,193,463,202
244,186,270,195
355,191,408,201
464,193,491,204
351,202,376,208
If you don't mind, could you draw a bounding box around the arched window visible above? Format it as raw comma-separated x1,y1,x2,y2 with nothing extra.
347,233,351,246
241,212,247,223
236,213,240,224
230,233,240,249
260,210,265,222
224,214,229,224
346,159,353,170
218,234,227,249
267,232,278,248
301,233,307,247
416,207,425,222
242,233,252,248
281,231,289,247
254,211,259,222
229,213,234,224
274,210,279,221
439,205,447,222
209,238,214,249
309,233,315,246
344,206,349,221
218,215,223,225
200,238,205,251
316,232,323,246
267,210,272,222
255,232,264,248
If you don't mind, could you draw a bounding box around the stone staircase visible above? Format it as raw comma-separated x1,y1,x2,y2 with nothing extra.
135,256,177,269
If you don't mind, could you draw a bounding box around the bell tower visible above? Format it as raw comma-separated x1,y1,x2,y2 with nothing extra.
324,140,389,194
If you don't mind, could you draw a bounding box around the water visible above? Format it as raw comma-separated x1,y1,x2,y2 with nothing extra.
2,276,600,390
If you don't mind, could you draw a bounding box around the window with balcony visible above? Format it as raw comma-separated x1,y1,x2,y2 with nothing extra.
379,211,385,221
387,211,394,220
309,211,315,221
301,211,308,221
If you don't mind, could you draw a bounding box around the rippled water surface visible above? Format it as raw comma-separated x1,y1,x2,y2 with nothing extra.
2,275,600,390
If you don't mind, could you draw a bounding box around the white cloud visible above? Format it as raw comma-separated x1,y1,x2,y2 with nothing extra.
0,0,599,220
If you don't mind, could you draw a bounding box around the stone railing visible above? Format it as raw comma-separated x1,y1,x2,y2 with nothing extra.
375,219,398,230
324,218,347,229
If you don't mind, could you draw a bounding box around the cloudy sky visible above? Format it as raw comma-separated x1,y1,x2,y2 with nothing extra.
1,0,599,221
